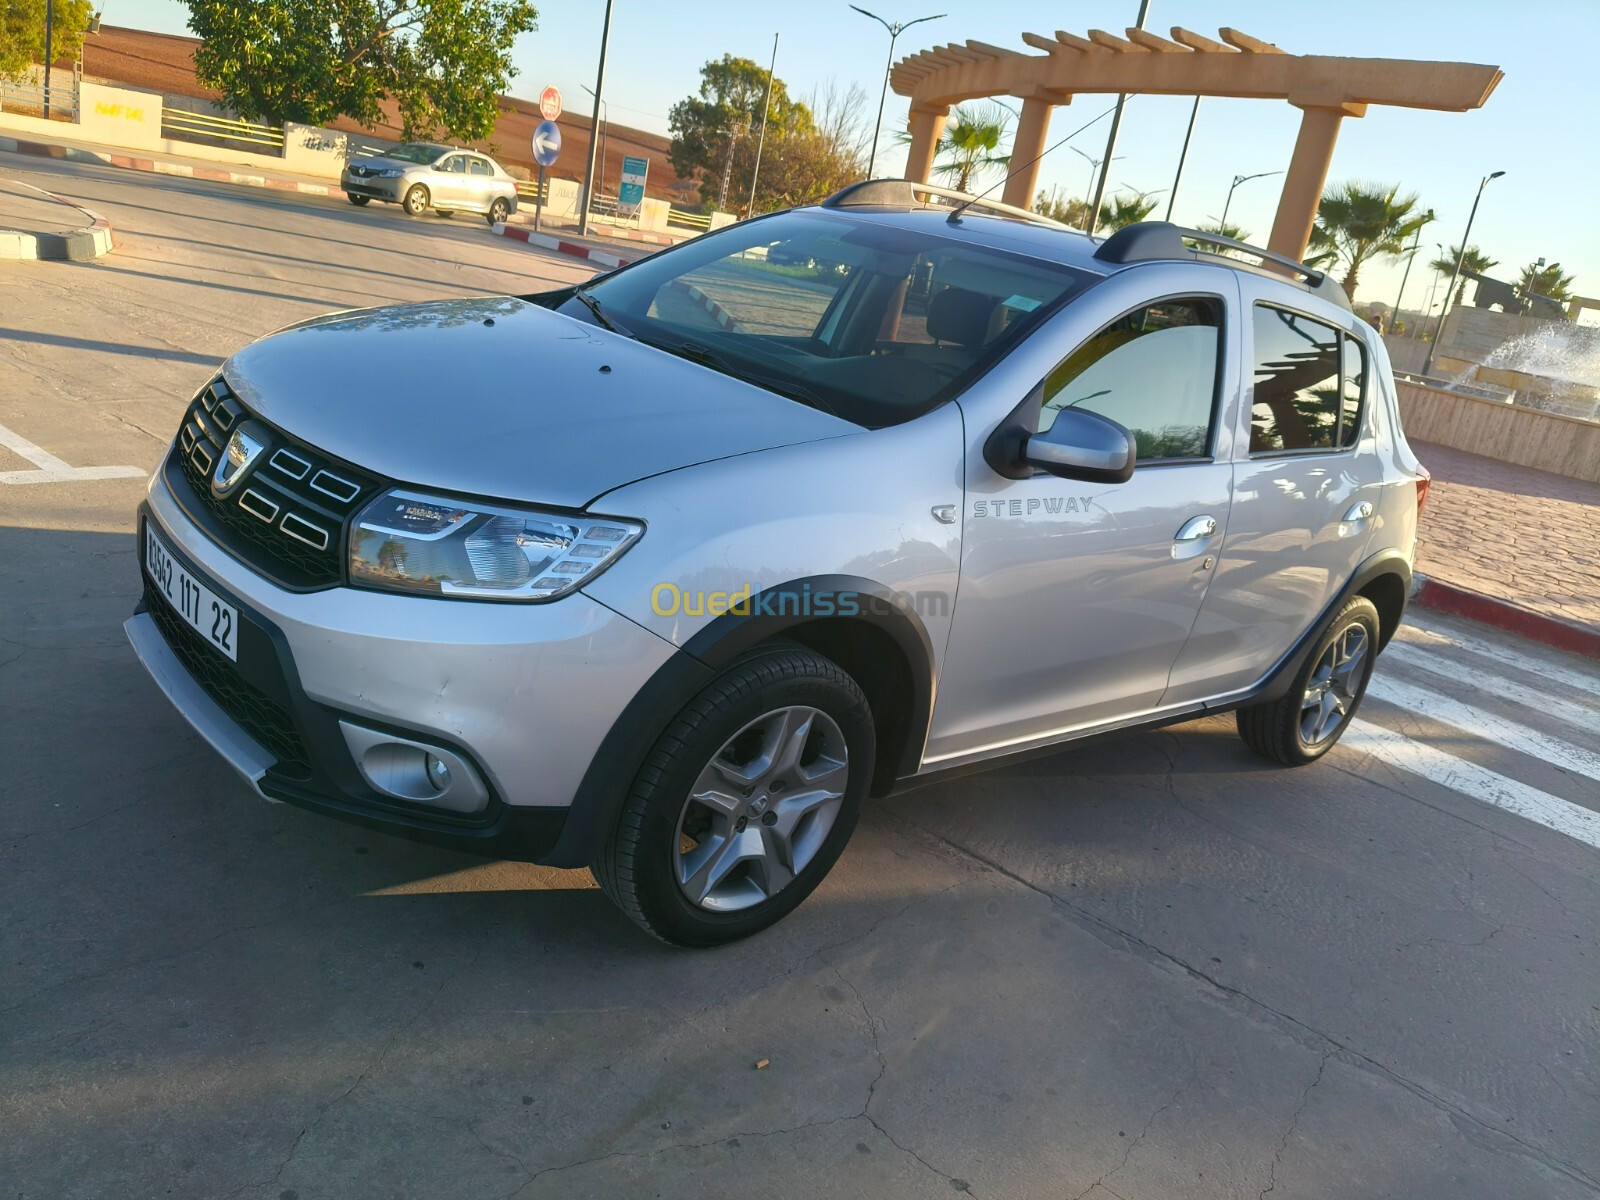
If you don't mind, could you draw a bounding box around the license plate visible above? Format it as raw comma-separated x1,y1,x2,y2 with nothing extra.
144,524,238,662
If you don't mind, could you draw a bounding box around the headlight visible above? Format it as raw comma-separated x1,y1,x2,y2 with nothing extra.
378,168,406,178
349,488,643,602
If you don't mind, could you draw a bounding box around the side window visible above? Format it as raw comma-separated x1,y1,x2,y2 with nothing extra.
1341,334,1367,447
1250,305,1366,453
468,157,493,177
441,155,466,173
1039,298,1221,463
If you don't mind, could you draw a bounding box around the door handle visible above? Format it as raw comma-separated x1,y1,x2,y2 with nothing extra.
1172,515,1218,561
1342,501,1375,522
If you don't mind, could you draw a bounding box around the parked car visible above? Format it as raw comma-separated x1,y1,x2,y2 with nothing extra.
126,181,1428,947
341,143,518,224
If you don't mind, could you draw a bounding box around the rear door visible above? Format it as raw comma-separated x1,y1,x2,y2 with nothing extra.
465,156,496,211
1162,276,1385,704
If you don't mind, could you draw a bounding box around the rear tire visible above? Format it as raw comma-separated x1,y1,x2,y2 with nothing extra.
347,194,370,206
402,185,429,216
1236,595,1380,766
488,197,511,225
594,644,874,947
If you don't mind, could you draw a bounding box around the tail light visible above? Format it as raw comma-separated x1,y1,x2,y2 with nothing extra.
1415,465,1432,514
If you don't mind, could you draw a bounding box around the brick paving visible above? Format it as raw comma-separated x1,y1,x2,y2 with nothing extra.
1411,440,1600,634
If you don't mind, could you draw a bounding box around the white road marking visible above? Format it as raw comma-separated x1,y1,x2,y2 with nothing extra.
1343,719,1600,850
0,422,144,485
1366,676,1600,785
1395,619,1600,702
1382,642,1600,737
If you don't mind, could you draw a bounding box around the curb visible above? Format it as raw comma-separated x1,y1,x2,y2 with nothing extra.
493,222,638,270
1413,574,1600,661
506,215,682,247
0,177,114,261
0,134,338,196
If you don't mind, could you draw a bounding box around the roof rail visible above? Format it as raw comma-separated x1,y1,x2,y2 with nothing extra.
821,179,1067,230
1093,222,1351,311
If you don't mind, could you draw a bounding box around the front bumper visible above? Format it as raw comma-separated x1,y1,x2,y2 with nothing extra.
129,471,677,861
341,175,406,201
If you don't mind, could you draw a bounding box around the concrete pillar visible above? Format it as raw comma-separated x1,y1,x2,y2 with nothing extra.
1000,96,1055,209
1267,99,1367,261
903,105,949,183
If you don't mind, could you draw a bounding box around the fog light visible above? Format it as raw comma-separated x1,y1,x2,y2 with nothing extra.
425,754,451,792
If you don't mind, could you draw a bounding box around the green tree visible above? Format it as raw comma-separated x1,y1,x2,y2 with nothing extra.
1309,181,1431,298
934,104,1010,194
1195,219,1249,242
669,54,818,211
1,0,95,81
182,0,537,140
1098,190,1159,232
1518,260,1576,305
1429,244,1498,303
1034,188,1091,227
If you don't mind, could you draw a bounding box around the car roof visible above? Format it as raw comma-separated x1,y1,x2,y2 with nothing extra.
799,204,1111,275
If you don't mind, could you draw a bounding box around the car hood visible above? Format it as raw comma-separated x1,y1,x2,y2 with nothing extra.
221,297,854,509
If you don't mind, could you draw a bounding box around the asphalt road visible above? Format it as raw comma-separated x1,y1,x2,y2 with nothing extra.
2,154,1598,1200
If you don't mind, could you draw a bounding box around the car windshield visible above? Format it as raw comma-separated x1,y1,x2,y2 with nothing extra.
566,210,1094,428
383,143,445,164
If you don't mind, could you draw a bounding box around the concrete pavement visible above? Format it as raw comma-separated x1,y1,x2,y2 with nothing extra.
2,154,1597,1200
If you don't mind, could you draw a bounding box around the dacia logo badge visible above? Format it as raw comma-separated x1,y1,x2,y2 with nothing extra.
213,421,267,496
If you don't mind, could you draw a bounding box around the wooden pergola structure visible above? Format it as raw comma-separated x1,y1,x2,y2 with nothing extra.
892,27,1502,259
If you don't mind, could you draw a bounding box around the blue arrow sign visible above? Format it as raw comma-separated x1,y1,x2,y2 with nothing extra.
532,120,561,168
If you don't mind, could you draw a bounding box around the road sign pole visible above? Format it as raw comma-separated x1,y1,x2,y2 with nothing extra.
536,164,544,233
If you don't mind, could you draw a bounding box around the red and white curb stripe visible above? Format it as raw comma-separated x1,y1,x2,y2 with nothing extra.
667,279,740,330
0,177,115,261
0,134,338,196
492,222,638,270
1412,572,1600,661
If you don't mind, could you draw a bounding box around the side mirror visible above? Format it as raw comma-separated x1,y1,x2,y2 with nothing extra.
1022,408,1136,483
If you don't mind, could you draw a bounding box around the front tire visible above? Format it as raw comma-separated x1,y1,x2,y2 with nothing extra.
402,185,429,216
1236,595,1380,766
594,645,874,947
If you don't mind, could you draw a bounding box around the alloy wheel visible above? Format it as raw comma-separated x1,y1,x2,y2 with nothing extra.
1300,624,1370,746
673,706,850,912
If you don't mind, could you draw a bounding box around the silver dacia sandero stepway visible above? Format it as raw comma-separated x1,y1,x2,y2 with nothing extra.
126,181,1429,946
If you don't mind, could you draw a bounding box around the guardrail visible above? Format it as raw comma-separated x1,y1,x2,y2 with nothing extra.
668,208,713,230
0,79,77,121
160,106,285,152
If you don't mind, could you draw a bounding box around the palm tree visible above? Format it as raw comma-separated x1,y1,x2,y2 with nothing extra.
1518,261,1576,305
1097,190,1159,233
934,104,1010,194
1196,219,1250,242
1428,244,1498,303
1034,188,1092,228
1310,182,1432,298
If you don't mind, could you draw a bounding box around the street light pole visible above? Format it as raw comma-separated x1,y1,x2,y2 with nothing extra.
577,0,613,237
1423,170,1505,377
850,7,945,179
746,32,779,218
1388,213,1432,335
581,85,608,206
1085,0,1149,233
1219,170,1281,233
1070,146,1120,218
1165,96,1200,222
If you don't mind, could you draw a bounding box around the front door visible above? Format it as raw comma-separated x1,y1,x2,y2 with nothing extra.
925,266,1245,767
1163,279,1387,704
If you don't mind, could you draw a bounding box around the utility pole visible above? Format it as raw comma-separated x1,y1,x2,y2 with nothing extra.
577,0,614,237
747,33,779,218
1388,216,1431,335
43,0,55,120
1085,0,1149,233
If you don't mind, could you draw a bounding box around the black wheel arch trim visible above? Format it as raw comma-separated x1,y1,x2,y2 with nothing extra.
547,575,938,868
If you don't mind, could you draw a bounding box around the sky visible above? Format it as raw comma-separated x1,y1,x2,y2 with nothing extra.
99,0,1600,315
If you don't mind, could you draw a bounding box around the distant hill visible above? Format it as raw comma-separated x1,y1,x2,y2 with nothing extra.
80,25,693,202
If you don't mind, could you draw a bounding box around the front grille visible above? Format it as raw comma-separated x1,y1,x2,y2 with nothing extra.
146,584,310,774
175,380,382,588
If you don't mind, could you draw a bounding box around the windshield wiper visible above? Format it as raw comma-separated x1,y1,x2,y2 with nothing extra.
671,342,842,418
571,287,626,335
